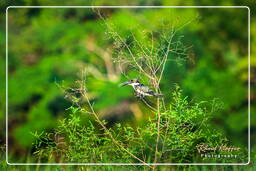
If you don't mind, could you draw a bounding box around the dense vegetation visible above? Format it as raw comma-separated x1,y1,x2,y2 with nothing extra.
32,87,232,164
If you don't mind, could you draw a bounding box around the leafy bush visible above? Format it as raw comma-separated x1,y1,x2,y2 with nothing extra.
32,86,230,164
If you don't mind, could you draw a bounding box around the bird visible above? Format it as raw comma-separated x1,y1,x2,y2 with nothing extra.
119,78,163,98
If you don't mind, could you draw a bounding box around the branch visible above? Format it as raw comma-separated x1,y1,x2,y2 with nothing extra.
79,71,153,168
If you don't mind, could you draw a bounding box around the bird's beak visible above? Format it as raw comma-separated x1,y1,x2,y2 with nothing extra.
119,81,130,87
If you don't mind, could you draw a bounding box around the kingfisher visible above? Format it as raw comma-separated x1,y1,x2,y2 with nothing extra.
119,78,163,98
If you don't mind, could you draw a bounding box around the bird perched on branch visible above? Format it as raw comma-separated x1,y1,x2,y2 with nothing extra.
119,78,163,98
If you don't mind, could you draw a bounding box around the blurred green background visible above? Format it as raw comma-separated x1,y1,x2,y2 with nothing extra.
0,0,255,168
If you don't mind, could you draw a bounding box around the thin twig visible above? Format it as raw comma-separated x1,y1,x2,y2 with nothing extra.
83,93,153,168
141,98,157,112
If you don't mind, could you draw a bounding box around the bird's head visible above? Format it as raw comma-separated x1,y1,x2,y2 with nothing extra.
119,78,140,87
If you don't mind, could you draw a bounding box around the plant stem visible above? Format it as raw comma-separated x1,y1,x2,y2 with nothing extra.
153,91,161,166
82,92,153,169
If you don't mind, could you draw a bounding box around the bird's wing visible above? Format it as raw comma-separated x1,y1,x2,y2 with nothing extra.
136,84,163,97
137,84,154,94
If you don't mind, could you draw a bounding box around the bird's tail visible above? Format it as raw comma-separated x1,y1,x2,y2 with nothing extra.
153,93,164,98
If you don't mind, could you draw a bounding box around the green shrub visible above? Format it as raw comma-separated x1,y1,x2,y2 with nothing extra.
32,86,232,164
